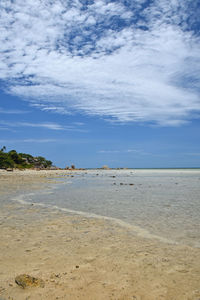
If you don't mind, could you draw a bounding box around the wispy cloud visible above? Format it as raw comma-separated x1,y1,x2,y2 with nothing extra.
98,150,120,154
0,120,88,132
98,148,151,155
31,103,70,115
0,138,89,144
0,121,65,131
0,0,200,126
0,126,16,132
23,139,59,143
0,138,59,144
0,108,29,114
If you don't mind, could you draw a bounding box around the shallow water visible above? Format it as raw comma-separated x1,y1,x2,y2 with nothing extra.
12,169,200,247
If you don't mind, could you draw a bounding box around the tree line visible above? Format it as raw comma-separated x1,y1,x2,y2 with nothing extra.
0,146,52,169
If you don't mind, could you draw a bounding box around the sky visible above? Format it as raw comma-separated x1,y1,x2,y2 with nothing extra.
0,0,200,168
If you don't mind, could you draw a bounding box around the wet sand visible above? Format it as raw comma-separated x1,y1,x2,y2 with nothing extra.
0,170,200,300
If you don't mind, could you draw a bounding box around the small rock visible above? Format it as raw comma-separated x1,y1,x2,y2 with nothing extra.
15,274,45,289
84,257,96,263
65,238,72,242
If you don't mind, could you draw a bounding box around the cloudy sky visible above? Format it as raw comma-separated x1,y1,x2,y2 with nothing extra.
0,0,200,168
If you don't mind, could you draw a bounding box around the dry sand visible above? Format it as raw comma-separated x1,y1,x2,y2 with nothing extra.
0,170,200,300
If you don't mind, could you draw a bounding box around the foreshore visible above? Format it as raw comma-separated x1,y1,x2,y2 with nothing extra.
0,170,200,300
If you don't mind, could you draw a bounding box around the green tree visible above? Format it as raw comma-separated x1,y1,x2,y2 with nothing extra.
0,148,53,169
0,151,14,168
0,146,6,152
35,156,52,168
8,150,24,165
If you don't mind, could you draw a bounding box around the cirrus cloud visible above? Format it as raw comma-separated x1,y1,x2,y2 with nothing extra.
0,0,200,126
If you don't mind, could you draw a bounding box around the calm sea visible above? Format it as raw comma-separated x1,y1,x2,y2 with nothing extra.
13,169,200,248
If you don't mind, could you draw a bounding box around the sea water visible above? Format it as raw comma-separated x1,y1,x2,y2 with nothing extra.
13,169,200,248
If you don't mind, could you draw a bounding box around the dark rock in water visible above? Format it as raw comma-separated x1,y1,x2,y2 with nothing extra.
120,183,123,185
129,183,134,186
15,274,45,289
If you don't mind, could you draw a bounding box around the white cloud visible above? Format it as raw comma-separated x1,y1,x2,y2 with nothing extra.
98,150,120,153
0,127,15,132
0,120,88,132
0,108,29,114
22,138,59,143
0,121,65,131
0,138,59,144
0,0,200,126
98,149,151,155
31,103,70,115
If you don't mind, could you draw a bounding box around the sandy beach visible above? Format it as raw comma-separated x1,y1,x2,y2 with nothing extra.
0,170,200,300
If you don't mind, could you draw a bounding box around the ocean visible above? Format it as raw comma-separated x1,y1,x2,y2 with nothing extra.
13,169,200,248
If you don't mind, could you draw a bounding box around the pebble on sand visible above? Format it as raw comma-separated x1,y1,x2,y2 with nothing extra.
15,274,45,289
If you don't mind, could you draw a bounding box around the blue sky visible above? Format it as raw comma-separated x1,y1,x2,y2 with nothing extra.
0,0,200,168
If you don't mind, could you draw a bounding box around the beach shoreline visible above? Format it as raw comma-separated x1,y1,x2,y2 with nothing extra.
0,170,200,299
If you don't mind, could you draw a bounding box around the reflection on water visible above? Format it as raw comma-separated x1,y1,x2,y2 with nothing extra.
15,170,200,247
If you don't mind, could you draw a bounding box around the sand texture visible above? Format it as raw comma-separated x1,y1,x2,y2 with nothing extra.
0,170,200,300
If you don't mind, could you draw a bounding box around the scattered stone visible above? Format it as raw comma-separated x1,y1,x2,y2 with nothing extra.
65,238,72,242
15,274,45,289
0,287,5,293
102,165,109,170
75,265,79,269
129,183,134,186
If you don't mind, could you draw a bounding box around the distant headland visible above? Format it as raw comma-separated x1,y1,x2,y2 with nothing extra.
0,146,53,170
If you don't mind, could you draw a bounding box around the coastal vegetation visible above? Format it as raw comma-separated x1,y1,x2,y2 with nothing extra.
0,146,52,170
